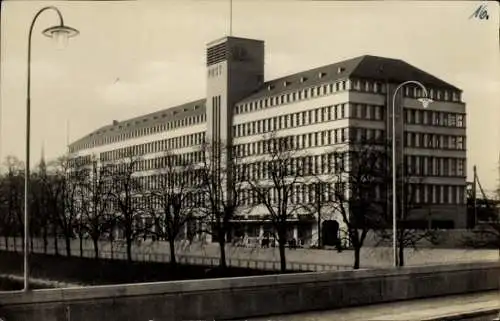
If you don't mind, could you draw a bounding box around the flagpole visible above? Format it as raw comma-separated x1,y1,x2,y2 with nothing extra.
229,0,232,36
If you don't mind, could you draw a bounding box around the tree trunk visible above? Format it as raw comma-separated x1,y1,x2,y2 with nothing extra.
278,240,287,272
53,227,59,256
110,239,114,259
43,226,48,254
169,238,177,267
398,244,405,267
92,237,99,259
126,237,133,262
65,235,72,257
79,235,83,258
353,246,361,270
13,233,18,253
398,234,405,267
4,235,9,251
218,238,227,270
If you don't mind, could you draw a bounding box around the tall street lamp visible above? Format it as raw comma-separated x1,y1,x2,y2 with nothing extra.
391,80,432,267
24,6,79,292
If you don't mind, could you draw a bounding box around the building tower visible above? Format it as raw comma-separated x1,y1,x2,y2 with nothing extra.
205,36,265,149
204,36,265,242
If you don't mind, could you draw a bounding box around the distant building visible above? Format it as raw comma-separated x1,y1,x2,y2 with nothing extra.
69,36,467,245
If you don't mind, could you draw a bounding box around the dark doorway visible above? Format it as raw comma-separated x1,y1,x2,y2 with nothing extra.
322,220,339,246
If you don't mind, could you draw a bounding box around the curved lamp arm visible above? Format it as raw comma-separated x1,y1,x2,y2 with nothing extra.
28,6,66,105
392,80,431,119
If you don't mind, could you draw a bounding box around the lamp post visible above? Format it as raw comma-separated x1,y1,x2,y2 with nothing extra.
391,80,432,267
24,6,78,292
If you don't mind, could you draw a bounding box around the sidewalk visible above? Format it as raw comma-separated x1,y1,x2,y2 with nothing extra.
247,291,500,321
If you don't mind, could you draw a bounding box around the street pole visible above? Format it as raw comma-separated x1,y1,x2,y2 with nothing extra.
24,6,78,292
391,80,432,268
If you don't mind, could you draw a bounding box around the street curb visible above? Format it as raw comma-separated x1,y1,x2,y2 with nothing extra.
421,308,500,321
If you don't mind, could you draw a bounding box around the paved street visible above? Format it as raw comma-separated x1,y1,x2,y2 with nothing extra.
247,291,500,321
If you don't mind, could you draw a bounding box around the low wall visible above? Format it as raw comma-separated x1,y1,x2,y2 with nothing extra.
0,261,499,321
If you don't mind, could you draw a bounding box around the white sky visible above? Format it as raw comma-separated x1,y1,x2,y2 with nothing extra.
1,0,499,192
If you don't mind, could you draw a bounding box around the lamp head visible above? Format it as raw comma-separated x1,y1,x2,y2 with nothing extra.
42,24,79,49
418,97,433,109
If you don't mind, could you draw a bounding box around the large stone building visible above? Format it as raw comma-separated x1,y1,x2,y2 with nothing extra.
69,36,467,245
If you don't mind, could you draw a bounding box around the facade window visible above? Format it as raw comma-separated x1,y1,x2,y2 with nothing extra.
457,159,465,176
365,105,372,119
356,104,363,118
374,106,381,120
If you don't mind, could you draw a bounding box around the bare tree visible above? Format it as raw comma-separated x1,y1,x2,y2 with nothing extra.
244,133,307,272
78,156,113,259
324,138,387,269
30,163,51,253
375,170,440,266
0,171,15,250
198,141,246,271
37,159,66,256
109,152,144,262
2,156,25,252
45,156,84,257
145,152,199,268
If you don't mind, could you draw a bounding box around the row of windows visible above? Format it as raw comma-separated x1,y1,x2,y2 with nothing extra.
405,109,465,128
403,86,462,103
238,182,466,206
233,153,465,181
71,114,207,153
405,156,466,177
235,78,462,116
233,103,384,138
105,192,204,212
235,80,350,114
135,152,204,172
234,128,385,158
407,184,466,205
110,179,466,209
99,132,205,162
69,155,92,167
135,170,203,191
404,132,466,150
240,184,340,206
237,154,347,180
